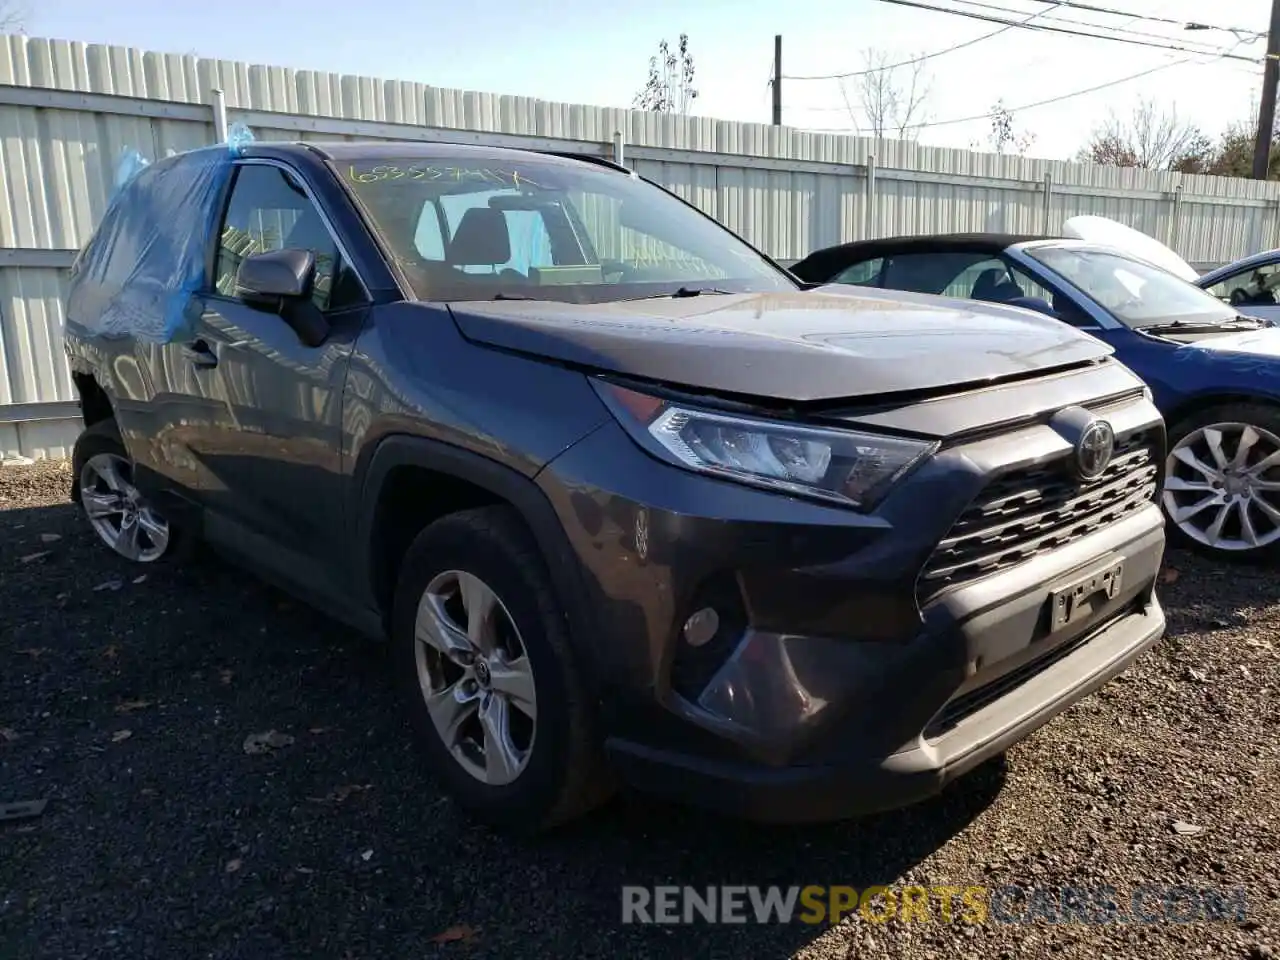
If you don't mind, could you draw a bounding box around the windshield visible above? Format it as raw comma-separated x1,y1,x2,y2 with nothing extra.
1027,245,1235,327
338,155,796,303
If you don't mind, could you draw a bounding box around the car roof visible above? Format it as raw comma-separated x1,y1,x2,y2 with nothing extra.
790,232,1069,276
1197,248,1280,286
806,232,1059,260
238,139,625,171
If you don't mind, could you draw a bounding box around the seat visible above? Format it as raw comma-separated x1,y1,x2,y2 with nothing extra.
972,267,1024,303
971,268,1007,301
447,207,512,271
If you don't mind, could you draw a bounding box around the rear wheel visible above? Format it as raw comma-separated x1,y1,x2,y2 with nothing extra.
1162,403,1280,562
391,505,612,832
71,420,180,563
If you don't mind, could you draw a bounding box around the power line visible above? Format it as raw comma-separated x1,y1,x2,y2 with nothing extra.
950,0,1257,52
1026,0,1265,38
784,26,1022,80
906,32,1257,130
784,1,1061,81
809,60,1179,132
798,38,1247,135
784,0,1243,84
871,0,1262,62
783,0,1176,114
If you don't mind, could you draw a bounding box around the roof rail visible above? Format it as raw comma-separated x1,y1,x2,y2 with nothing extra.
542,151,632,175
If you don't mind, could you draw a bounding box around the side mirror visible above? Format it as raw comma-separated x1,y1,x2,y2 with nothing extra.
236,248,316,302
235,248,329,348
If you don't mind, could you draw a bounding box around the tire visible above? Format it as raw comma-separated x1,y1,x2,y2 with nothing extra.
1162,402,1280,563
391,505,613,832
71,419,186,563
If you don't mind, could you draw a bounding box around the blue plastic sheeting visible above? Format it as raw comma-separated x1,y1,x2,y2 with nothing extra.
226,120,255,153
112,148,150,198
67,128,256,344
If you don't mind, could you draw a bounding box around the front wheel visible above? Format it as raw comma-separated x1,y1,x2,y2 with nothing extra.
391,505,612,832
1162,403,1280,562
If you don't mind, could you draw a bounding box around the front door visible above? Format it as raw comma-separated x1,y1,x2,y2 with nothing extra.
183,160,372,595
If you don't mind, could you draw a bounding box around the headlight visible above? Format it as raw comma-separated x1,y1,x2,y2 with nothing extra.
593,380,936,509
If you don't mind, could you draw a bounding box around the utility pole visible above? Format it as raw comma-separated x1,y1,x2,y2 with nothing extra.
772,35,782,125
1253,0,1280,179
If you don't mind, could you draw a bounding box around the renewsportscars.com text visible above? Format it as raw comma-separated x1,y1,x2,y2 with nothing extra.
620,884,1249,926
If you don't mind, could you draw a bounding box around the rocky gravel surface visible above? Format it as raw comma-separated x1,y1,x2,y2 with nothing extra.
1,459,1277,959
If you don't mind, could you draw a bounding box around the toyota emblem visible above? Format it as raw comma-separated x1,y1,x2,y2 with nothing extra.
1075,419,1115,481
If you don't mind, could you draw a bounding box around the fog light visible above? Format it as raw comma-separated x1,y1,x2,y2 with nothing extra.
682,607,720,647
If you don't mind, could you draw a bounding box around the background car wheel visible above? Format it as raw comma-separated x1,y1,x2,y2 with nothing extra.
391,505,612,833
71,420,183,563
1163,403,1280,562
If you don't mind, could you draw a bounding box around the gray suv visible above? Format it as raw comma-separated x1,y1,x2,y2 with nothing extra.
62,140,1167,832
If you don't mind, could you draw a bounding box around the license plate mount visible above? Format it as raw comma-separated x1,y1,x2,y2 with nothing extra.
1047,559,1124,633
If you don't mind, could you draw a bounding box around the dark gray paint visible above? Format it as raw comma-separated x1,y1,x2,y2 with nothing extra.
63,141,1169,823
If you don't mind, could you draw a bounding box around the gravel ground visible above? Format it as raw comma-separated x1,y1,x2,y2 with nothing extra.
1,459,1277,960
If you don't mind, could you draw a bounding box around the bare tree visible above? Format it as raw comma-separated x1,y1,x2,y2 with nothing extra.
634,35,698,115
983,100,1036,156
1078,98,1207,171
845,49,932,140
0,0,28,31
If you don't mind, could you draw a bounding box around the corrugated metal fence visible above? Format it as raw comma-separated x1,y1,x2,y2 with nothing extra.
3,33,1280,459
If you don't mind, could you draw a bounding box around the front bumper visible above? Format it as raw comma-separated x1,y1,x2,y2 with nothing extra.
537,384,1167,823
606,591,1163,823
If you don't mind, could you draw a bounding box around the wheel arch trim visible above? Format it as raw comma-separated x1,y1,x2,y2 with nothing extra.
351,433,604,682
1164,391,1280,433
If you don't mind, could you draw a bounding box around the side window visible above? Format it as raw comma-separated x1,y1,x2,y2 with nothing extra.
949,258,1010,298
1205,263,1280,306
214,164,361,312
881,252,982,295
832,258,883,286
414,203,446,261
1004,262,1057,305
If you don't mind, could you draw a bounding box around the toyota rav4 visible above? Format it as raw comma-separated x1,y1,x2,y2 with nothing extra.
62,139,1167,832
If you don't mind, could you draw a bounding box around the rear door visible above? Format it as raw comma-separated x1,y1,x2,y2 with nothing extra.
183,159,372,593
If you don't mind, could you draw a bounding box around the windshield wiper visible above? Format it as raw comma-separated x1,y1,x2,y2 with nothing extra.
672,286,734,298
1139,317,1264,333
490,292,539,301
622,286,736,301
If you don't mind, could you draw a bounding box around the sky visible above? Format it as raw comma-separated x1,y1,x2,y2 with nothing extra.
10,0,1274,161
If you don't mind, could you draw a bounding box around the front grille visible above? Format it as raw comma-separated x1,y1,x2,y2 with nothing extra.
918,430,1159,600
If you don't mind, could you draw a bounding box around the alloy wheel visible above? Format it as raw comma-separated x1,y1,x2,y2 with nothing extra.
1162,421,1280,552
79,453,171,562
413,569,538,785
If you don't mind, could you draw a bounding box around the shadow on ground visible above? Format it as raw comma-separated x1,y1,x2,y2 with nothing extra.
1,498,1004,960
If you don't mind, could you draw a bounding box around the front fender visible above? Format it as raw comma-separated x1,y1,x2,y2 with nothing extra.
349,430,609,686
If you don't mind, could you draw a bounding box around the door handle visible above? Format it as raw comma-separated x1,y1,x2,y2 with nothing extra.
181,339,218,369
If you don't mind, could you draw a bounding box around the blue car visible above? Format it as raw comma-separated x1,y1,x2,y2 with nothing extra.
790,233,1280,562
1196,248,1280,324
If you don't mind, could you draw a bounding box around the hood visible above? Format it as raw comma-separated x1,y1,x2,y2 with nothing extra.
1173,326,1280,359
446,288,1113,403
1062,215,1200,282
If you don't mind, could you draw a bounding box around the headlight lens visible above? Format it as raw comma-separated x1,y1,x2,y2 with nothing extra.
594,381,936,508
